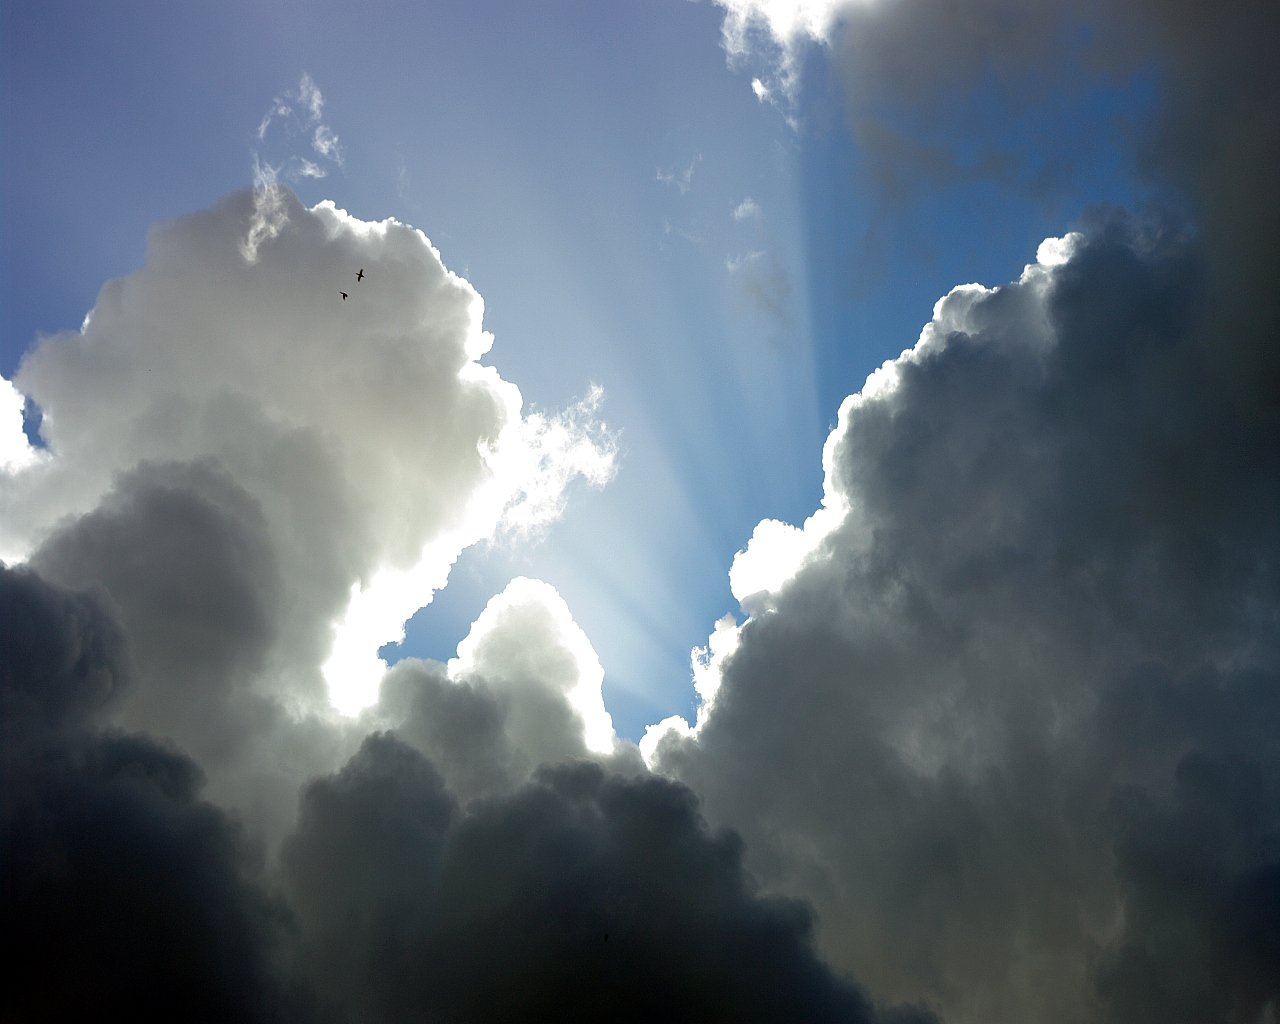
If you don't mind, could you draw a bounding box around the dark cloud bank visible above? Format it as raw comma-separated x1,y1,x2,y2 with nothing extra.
3,564,930,1023
4,2,1279,1022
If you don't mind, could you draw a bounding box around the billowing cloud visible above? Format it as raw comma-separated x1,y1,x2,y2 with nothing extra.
649,216,1280,1022
1,565,295,1023
9,3,1277,1015
0,374,40,476
1,190,614,836
3,558,938,1023
376,575,633,805
281,734,924,1023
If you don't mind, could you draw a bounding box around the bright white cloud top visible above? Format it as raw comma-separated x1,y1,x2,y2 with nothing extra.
717,0,847,101
0,375,40,476
2,189,613,718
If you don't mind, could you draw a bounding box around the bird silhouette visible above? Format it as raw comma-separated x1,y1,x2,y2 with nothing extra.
356,268,364,282
340,291,348,301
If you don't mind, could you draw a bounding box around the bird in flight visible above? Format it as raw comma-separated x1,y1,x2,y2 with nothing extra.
339,291,348,301
356,268,365,282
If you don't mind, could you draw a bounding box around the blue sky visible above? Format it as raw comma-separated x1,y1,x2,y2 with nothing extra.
4,0,1157,738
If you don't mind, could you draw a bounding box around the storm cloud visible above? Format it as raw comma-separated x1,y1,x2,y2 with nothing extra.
1,565,295,1023
649,215,1279,1022
280,734,926,1023
2,562,927,1023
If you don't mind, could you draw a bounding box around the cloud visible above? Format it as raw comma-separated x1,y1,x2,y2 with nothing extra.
649,216,1280,1022
718,0,1280,293
0,564,128,739
733,196,762,221
257,72,343,169
374,575,644,804
281,735,921,1023
3,558,935,1023
3,190,614,810
657,153,702,194
249,74,346,261
1,564,295,1023
716,0,846,104
0,375,41,475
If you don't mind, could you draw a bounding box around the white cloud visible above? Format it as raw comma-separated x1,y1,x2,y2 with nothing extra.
258,72,343,166
296,71,324,123
0,375,40,475
448,576,618,756
656,153,702,194
496,384,617,537
242,156,287,263
249,74,346,263
733,196,762,221
716,0,847,103
311,124,343,165
5,190,613,726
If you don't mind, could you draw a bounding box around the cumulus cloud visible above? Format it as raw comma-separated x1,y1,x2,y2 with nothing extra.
2,190,614,836
3,559,935,1023
0,374,40,475
281,735,919,1023
650,216,1280,1022
2,176,939,1018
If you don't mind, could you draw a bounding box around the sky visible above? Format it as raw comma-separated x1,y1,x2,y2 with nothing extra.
2,1,1277,1022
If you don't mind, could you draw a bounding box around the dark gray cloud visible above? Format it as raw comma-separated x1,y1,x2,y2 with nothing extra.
674,6,1280,1018
1,563,129,739
379,655,648,804
1,564,296,1023
27,458,357,849
651,213,1279,1023
6,563,922,1022
31,459,283,765
282,732,925,1023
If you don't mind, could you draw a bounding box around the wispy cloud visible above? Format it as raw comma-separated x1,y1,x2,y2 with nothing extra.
716,0,844,105
656,153,701,194
244,73,346,262
257,72,344,169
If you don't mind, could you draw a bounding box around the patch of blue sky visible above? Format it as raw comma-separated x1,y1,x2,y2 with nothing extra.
791,42,1163,426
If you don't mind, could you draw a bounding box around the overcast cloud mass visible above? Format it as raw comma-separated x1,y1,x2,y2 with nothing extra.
3,0,1278,1020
